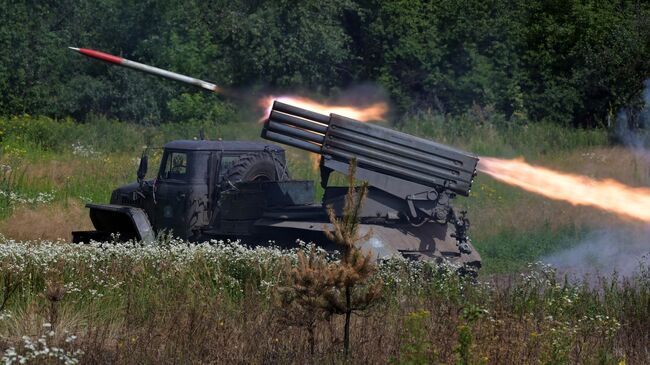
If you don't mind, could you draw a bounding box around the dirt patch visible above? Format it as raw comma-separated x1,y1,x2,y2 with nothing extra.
0,199,92,241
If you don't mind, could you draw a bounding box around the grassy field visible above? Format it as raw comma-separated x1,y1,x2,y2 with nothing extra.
1,112,644,274
1,113,649,363
0,239,647,364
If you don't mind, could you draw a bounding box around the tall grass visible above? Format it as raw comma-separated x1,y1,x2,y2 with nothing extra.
399,110,608,159
0,114,646,362
0,114,263,156
0,114,620,272
0,115,264,212
0,111,610,163
0,238,647,364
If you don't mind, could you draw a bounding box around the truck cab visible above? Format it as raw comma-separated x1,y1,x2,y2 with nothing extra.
76,140,292,242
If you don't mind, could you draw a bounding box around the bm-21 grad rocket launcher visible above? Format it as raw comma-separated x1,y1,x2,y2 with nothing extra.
70,47,481,273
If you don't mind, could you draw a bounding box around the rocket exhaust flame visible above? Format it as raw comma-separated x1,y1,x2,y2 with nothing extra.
259,96,389,172
74,46,650,222
479,157,650,223
70,47,387,122
258,95,388,122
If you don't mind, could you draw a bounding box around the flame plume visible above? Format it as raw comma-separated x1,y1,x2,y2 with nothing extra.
259,95,388,172
258,95,650,222
478,157,650,223
258,95,388,122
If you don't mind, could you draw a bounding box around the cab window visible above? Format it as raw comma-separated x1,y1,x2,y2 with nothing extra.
162,152,188,180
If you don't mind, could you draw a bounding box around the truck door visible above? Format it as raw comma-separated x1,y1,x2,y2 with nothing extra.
208,153,240,227
155,150,209,239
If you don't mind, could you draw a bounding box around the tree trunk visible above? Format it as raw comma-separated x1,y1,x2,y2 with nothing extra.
344,284,351,357
308,324,315,357
49,300,58,330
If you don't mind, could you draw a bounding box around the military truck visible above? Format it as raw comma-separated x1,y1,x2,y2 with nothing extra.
70,47,481,271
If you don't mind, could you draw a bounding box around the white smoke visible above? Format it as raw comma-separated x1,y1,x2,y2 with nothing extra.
543,228,650,278
614,79,650,151
543,81,650,279
332,83,390,108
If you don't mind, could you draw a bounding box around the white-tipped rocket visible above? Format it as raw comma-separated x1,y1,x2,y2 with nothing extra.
69,47,220,93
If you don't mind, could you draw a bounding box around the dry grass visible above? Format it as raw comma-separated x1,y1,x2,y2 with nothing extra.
550,146,650,186
0,199,92,241
20,159,86,188
4,143,645,243
0,251,646,364
16,154,136,191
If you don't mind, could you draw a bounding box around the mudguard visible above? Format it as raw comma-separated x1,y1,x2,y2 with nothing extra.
73,204,155,243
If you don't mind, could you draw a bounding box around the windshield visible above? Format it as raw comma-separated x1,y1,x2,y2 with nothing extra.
161,152,188,180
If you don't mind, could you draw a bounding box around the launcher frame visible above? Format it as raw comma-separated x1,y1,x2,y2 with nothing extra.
262,101,479,224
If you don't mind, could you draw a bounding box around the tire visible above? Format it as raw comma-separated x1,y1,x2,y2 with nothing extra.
221,153,288,189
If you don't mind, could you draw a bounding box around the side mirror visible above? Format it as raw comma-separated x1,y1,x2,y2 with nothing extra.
137,155,148,182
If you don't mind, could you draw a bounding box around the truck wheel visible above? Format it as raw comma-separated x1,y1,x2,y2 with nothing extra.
221,153,288,189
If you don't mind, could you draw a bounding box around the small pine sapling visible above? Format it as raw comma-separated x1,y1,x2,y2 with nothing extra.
322,160,383,357
275,160,382,358
275,246,332,357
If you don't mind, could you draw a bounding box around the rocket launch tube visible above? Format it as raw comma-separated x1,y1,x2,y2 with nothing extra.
69,47,219,93
263,101,478,196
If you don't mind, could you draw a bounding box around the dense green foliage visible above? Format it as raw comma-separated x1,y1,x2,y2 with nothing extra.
1,0,649,126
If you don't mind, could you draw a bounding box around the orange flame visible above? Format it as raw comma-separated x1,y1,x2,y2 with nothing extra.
259,95,387,172
258,95,388,122
479,157,650,223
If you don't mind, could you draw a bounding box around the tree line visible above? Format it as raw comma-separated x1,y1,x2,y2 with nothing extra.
0,0,649,127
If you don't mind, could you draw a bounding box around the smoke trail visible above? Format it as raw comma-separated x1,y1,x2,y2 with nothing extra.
614,79,650,152
543,228,650,278
543,80,650,278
